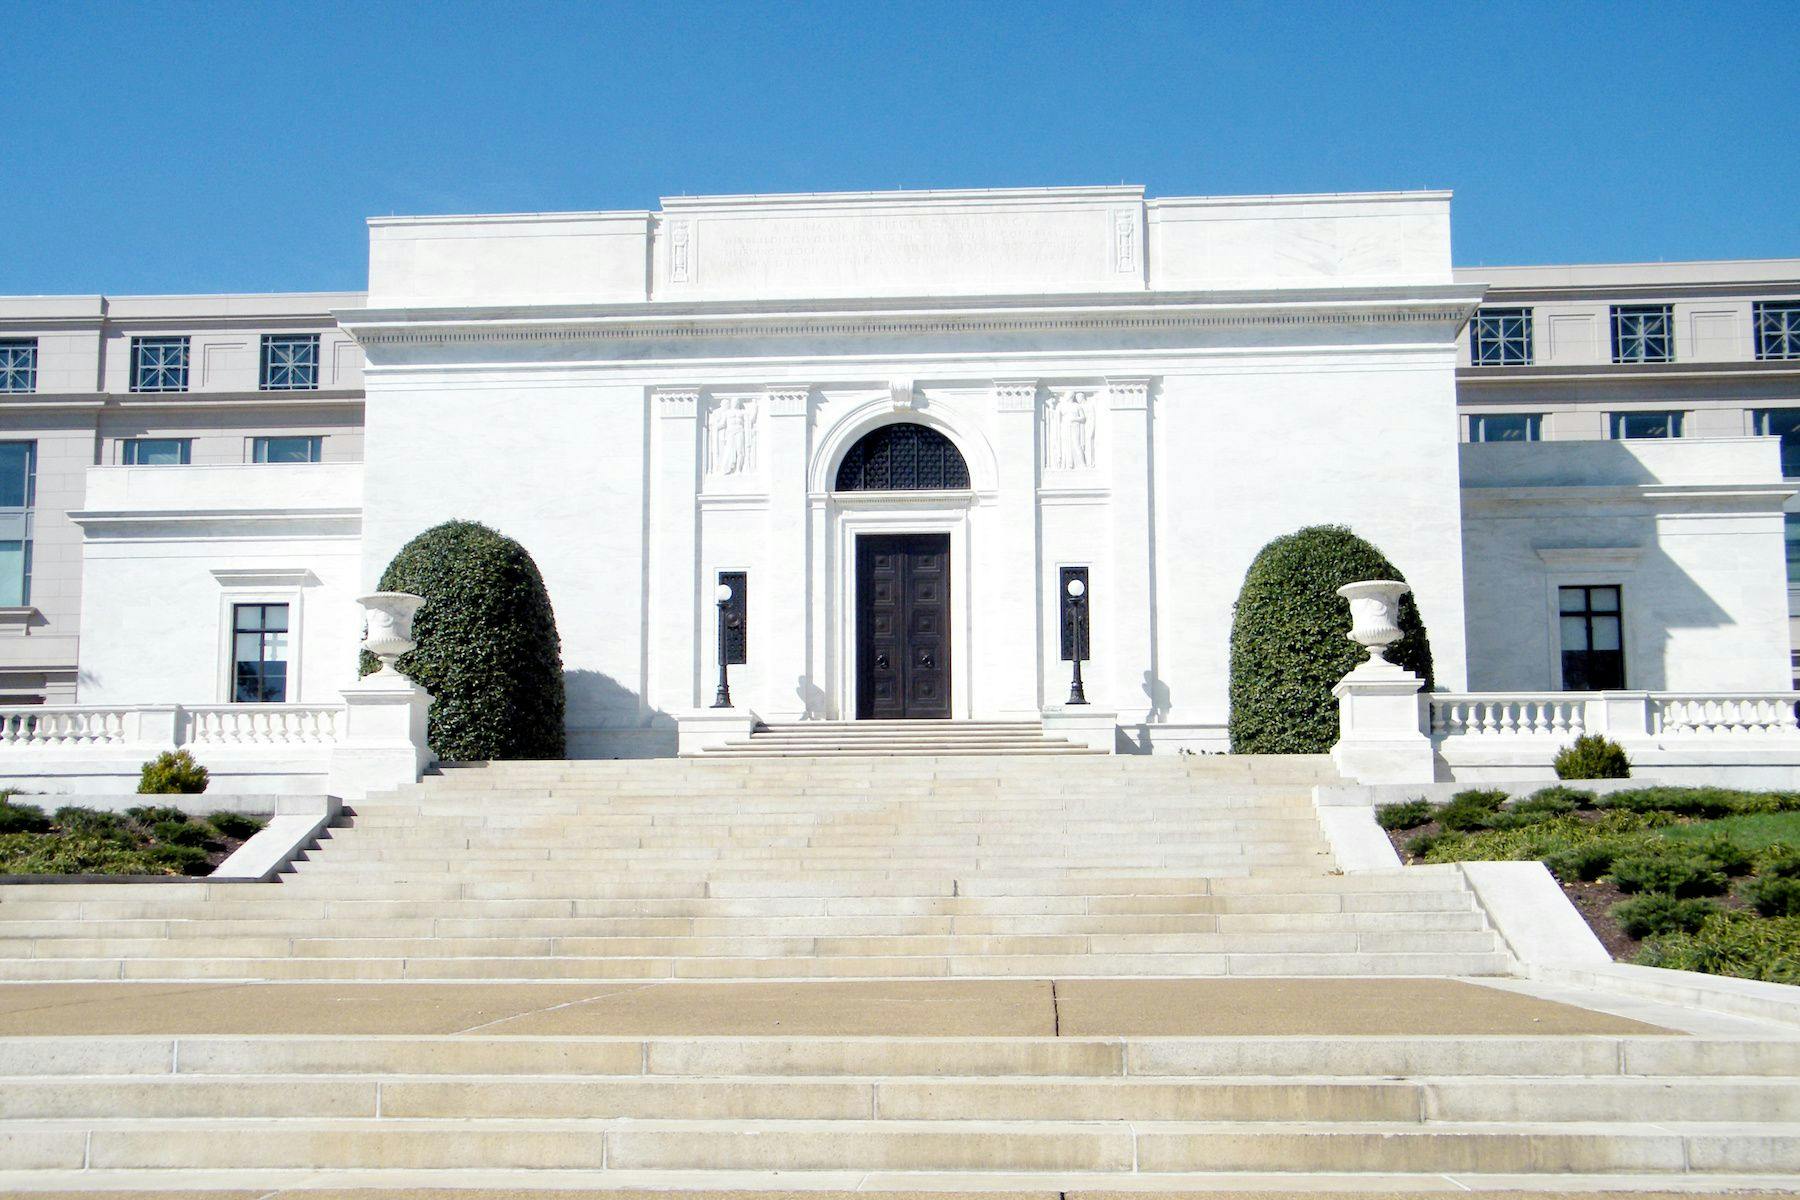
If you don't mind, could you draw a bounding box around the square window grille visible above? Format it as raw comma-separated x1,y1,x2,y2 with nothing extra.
1470,308,1533,366
0,340,37,393
130,337,190,392
1469,413,1542,443
1611,305,1673,363
260,334,320,390
1756,302,1800,361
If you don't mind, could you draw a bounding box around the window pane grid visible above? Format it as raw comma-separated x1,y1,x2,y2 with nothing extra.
1469,413,1542,443
0,340,38,393
1611,305,1673,364
1756,302,1800,361
130,337,190,392
1610,410,1683,440
1559,585,1625,691
122,438,191,466
260,334,320,390
1470,307,1533,366
1754,409,1800,478
0,442,36,607
232,603,290,703
252,436,323,464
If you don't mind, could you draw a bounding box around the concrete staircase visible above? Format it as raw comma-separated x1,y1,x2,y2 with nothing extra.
1,751,1798,1192
0,754,1514,981
701,718,1101,757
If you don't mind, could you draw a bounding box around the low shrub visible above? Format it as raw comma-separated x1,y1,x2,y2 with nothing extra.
150,819,212,848
125,805,187,825
1757,845,1800,880
1608,850,1729,897
1690,834,1756,877
1543,841,1623,883
146,842,210,874
1740,875,1800,918
137,750,208,795
0,832,170,875
1554,734,1631,780
52,806,129,838
206,811,265,841
1524,785,1597,810
1438,789,1509,832
0,799,49,835
1403,831,1443,859
1612,894,1720,939
1636,911,1800,985
1510,792,1579,819
1376,799,1433,831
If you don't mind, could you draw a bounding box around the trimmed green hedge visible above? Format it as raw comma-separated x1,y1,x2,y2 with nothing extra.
1228,525,1434,754
364,520,567,760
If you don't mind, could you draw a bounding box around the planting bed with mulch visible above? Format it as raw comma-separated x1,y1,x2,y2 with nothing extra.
0,795,264,878
1379,785,1800,984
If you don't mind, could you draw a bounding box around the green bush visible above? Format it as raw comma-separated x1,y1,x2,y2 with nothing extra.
0,799,49,835
125,805,188,825
1757,845,1800,880
146,842,210,875
1403,831,1442,859
52,807,129,838
364,520,567,760
1510,791,1579,819
1543,841,1623,883
207,811,265,841
1553,734,1631,780
1595,787,1784,819
0,832,170,875
1438,789,1509,832
1612,894,1720,939
1690,834,1755,877
1637,912,1800,985
1524,785,1597,810
150,819,212,848
1376,799,1433,831
1226,525,1433,754
137,750,208,795
1608,850,1729,897
1740,875,1800,918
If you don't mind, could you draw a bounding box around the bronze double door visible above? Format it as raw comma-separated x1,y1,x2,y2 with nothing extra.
855,533,951,720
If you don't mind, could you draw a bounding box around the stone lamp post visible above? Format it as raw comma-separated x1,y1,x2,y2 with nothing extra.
1329,579,1434,784
327,592,435,799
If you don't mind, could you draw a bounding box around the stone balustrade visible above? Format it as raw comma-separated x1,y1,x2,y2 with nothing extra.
0,704,346,751
1428,691,1800,743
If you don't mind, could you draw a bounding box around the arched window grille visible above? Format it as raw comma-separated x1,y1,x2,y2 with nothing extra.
833,423,971,492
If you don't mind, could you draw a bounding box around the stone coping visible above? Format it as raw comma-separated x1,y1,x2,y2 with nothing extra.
0,978,1667,1039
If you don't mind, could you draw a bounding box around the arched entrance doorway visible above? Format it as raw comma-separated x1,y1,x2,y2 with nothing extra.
832,423,972,719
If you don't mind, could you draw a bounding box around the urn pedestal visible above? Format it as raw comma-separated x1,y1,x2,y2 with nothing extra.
1329,580,1436,785
328,592,435,799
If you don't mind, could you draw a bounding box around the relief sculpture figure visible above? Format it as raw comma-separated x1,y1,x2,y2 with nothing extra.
1046,390,1095,471
708,396,758,475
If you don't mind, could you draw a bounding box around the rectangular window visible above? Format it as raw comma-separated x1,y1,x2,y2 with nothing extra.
1468,413,1542,443
0,339,38,393
1754,409,1800,478
130,336,190,392
121,437,192,466
1559,585,1625,691
1756,302,1800,361
232,603,289,703
1470,307,1534,366
1610,410,1684,440
1786,514,1800,588
252,435,323,463
260,334,320,390
0,442,36,607
1611,305,1674,363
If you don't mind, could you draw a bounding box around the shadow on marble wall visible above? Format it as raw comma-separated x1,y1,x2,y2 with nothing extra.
561,668,673,759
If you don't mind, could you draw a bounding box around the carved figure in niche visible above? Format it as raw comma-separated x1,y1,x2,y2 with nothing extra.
1045,390,1096,471
708,396,758,476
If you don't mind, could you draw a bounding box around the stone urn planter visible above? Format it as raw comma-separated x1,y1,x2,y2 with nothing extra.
359,592,425,678
1336,580,1410,665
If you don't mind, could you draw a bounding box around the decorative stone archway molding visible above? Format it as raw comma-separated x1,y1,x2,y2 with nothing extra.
806,388,1001,498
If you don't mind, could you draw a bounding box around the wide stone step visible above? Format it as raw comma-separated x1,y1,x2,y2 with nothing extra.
2,1116,1793,1172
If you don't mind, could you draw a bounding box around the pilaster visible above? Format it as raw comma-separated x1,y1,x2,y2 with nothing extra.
651,387,703,713
1106,377,1156,726
762,385,813,720
991,380,1043,716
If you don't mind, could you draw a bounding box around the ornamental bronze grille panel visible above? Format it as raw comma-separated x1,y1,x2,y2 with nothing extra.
834,423,970,492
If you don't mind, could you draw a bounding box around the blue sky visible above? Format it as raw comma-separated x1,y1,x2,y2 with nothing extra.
3,0,1795,294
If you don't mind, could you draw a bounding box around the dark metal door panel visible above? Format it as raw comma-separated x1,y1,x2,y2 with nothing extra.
856,533,952,719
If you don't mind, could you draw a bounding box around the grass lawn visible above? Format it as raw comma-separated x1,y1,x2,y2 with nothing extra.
1379,785,1800,985
0,796,264,877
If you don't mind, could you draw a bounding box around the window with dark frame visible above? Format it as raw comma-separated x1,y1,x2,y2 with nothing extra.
1754,409,1800,478
260,334,320,390
1470,307,1533,366
1756,302,1800,361
0,340,37,393
1468,413,1542,443
1611,305,1673,364
232,603,289,703
1559,585,1625,691
252,435,323,463
121,438,191,466
1609,410,1684,440
130,337,190,392
0,442,34,608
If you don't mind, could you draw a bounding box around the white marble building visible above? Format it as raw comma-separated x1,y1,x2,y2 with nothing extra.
1,185,1795,763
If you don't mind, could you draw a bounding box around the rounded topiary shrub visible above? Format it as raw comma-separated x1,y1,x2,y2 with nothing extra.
364,520,566,760
137,749,208,795
1228,525,1434,754
1553,733,1631,780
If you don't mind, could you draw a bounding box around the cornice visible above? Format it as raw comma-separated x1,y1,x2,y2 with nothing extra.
1459,362,1800,386
1461,481,1793,512
336,285,1483,350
